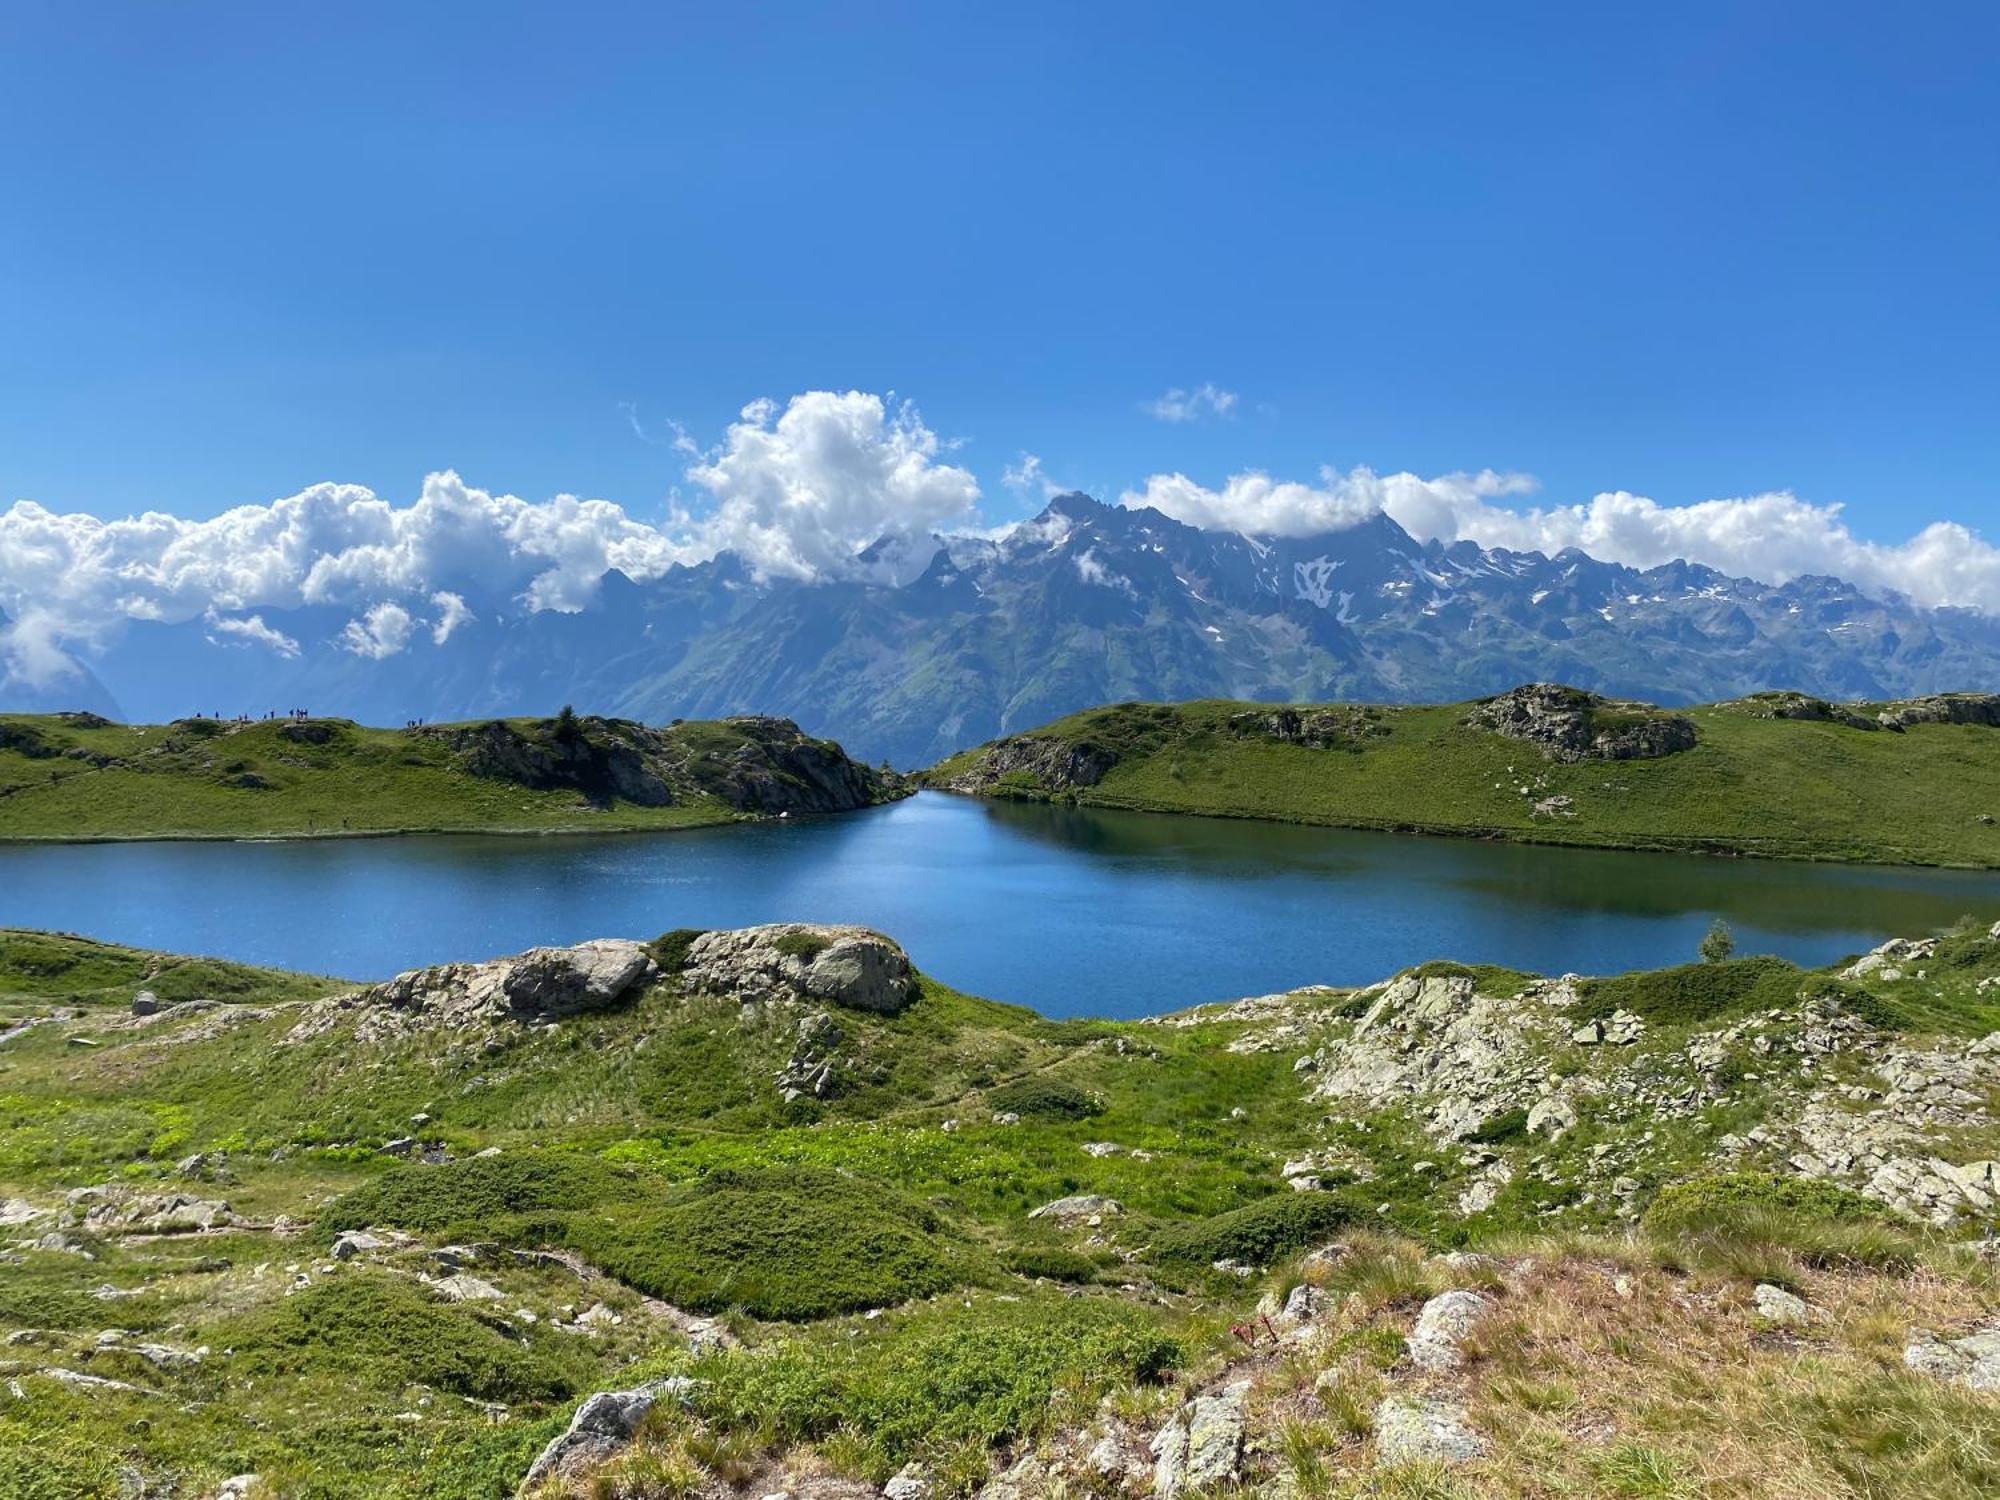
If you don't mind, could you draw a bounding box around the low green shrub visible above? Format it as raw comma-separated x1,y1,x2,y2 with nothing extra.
1643,1172,1893,1235
1468,1107,1530,1145
984,1076,1103,1121
1576,957,1801,1026
1002,1244,1102,1283
693,1295,1180,1475
231,1274,583,1404
569,1166,980,1320
647,928,708,973
772,930,831,962
319,1150,628,1240
1150,1190,1356,1268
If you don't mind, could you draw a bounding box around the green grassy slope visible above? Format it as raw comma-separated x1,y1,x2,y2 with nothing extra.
0,711,896,841
925,694,2000,866
1,919,1997,1496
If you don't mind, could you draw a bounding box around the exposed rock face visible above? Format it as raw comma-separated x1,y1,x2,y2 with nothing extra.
1904,1326,2000,1391
439,717,675,806
1467,683,1698,762
287,940,656,1042
682,925,919,1015
934,734,1118,794
519,1378,695,1492
60,1187,241,1236
422,713,896,815
1877,693,2000,730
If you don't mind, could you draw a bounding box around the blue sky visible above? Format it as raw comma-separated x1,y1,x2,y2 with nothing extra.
2,1,1995,551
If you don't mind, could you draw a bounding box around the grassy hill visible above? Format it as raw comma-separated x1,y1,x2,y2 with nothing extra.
0,918,1996,1497
925,686,2000,867
0,710,902,841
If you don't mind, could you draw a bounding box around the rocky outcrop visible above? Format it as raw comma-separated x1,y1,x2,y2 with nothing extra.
682,924,919,1015
1225,706,1385,751
287,940,656,1042
1407,1289,1489,1370
422,713,897,815
1728,691,1880,730
1904,1326,2000,1391
1467,683,1698,762
1876,693,2000,730
933,734,1118,795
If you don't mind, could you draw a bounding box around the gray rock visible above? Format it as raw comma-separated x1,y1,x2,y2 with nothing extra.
1027,1193,1124,1223
331,1229,388,1261
1151,1380,1248,1496
1408,1289,1490,1370
519,1377,695,1492
1373,1396,1489,1465
130,991,159,1017
308,939,658,1042
882,1464,932,1500
1753,1283,1810,1325
1903,1327,2000,1391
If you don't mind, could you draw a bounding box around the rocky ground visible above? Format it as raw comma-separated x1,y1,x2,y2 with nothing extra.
0,920,1996,1498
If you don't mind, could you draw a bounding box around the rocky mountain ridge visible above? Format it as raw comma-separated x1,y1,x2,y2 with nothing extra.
18,493,2000,766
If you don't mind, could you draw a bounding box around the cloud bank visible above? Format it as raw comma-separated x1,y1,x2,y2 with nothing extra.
5,383,1999,688
1123,466,2000,614
0,390,977,684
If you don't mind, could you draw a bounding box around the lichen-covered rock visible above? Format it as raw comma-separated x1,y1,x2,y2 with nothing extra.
683,925,919,1015
933,734,1118,795
1903,1327,2000,1391
1408,1289,1490,1370
1753,1283,1810,1325
1150,1380,1248,1496
1027,1193,1123,1223
1373,1396,1488,1465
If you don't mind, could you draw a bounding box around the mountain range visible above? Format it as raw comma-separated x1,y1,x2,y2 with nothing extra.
9,493,2000,766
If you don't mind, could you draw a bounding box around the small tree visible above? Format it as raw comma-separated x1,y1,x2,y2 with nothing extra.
1699,918,1735,964
554,704,581,742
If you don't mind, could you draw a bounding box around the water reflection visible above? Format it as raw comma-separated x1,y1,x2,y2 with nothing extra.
2,792,1996,1016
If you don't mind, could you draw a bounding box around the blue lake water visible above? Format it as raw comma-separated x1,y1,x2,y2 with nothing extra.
5,791,1999,1016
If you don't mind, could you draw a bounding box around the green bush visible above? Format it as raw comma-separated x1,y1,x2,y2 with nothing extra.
1150,1191,1356,1268
694,1295,1180,1474
1467,1107,1530,1145
0,1433,124,1500
647,928,709,973
1002,1244,1102,1283
1576,957,1801,1026
772,930,831,962
319,1150,627,1240
232,1275,582,1404
1644,1172,1894,1235
569,1166,980,1320
985,1076,1103,1121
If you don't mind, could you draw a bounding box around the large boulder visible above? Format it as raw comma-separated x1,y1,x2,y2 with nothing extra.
1373,1396,1489,1465
682,925,919,1015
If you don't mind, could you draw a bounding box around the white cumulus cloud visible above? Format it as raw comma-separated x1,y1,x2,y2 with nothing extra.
677,390,979,582
1124,466,1539,540
1144,384,1239,423
429,591,476,644
340,601,416,660
204,611,300,658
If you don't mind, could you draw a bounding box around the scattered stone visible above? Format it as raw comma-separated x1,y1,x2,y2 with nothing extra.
1753,1283,1810,1326
428,1273,505,1303
1526,1096,1577,1139
130,990,159,1016
1081,1142,1123,1158
331,1230,388,1261
883,1464,932,1500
